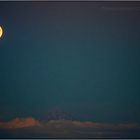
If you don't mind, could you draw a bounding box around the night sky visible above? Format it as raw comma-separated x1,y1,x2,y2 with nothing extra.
0,2,140,123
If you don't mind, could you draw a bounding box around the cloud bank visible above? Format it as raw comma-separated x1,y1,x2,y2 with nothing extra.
0,117,140,138
0,117,40,129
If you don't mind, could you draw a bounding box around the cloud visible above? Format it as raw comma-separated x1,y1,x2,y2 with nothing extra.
44,120,140,130
0,118,140,130
43,120,140,138
0,118,140,138
0,117,41,129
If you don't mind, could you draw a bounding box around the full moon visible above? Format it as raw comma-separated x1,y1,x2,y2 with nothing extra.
0,26,3,38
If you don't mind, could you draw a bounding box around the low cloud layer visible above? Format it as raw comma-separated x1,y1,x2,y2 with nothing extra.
0,117,40,129
0,118,140,138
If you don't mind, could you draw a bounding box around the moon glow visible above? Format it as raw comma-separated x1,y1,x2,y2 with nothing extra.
0,26,3,38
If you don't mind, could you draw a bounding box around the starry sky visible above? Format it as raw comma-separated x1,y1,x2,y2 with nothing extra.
0,2,140,123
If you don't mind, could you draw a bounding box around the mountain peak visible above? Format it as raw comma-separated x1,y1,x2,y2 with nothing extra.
43,108,75,121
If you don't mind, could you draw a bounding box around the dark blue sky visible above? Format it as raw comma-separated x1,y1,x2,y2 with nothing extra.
0,2,140,123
